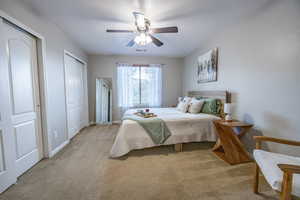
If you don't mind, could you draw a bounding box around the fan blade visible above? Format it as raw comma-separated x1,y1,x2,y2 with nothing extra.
149,35,163,47
127,39,135,47
151,26,178,33
106,29,134,33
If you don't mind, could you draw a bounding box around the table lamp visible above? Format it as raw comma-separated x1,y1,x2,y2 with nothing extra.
224,103,232,121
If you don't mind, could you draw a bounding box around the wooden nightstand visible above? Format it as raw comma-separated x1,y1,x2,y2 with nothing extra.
212,120,253,165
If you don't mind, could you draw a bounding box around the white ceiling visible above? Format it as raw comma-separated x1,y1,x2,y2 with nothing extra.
22,0,274,57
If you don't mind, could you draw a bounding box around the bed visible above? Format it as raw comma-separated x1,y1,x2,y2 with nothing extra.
110,91,230,158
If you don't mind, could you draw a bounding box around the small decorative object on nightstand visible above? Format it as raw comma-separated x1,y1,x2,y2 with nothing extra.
224,103,232,121
212,120,253,165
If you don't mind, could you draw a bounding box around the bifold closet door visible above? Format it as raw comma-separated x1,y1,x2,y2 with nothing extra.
0,18,42,192
64,54,86,139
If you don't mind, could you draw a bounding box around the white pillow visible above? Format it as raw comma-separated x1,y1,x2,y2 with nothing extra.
188,98,204,114
182,96,192,103
177,101,190,113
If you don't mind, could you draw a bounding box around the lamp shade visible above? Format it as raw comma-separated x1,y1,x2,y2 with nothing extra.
224,103,232,114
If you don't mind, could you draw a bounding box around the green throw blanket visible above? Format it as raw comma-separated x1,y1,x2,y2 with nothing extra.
123,115,171,144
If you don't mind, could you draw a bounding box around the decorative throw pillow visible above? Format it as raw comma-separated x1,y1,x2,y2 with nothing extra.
195,96,204,100
182,96,192,103
201,98,222,115
188,98,205,114
177,101,189,113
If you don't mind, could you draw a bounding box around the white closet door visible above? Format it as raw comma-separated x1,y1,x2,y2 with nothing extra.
0,18,42,193
0,18,17,193
64,54,86,139
4,22,42,178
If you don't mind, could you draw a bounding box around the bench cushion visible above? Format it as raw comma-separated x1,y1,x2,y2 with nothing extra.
253,149,300,197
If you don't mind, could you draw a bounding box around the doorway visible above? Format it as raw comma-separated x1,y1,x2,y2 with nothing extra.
96,78,112,124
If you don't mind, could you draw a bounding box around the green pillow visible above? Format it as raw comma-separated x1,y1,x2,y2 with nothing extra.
195,96,203,100
200,98,222,115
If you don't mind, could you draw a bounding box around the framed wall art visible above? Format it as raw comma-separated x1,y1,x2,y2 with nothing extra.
197,48,218,83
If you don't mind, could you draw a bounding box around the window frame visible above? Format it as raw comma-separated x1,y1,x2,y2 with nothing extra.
117,64,162,107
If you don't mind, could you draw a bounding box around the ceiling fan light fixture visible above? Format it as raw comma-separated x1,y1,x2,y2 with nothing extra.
134,33,152,46
134,12,146,29
107,12,178,47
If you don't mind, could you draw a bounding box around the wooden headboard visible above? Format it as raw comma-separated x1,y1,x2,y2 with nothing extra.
187,90,231,103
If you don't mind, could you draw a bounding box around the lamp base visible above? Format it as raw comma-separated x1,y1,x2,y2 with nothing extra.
225,114,233,122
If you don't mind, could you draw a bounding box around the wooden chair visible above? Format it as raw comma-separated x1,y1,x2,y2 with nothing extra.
253,136,300,200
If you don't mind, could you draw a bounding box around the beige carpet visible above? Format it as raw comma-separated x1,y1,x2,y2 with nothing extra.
0,125,295,200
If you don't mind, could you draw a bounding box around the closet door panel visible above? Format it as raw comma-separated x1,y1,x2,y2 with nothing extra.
0,18,42,192
5,22,41,177
8,39,34,114
64,53,86,139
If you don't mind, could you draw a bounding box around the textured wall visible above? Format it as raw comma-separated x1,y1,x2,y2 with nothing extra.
88,55,183,122
183,0,300,156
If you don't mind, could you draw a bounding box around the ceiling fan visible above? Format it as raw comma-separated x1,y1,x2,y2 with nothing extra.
106,12,178,47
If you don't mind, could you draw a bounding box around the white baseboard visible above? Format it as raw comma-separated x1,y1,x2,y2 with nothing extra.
49,140,69,157
112,120,121,124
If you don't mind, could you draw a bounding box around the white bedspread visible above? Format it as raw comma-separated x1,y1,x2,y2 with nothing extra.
110,108,220,157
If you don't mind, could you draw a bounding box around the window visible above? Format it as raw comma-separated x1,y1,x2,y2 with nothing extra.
117,64,162,108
